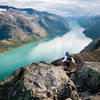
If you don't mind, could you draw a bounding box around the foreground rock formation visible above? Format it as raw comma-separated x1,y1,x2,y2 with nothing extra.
77,62,100,92
1,59,100,100
52,59,100,100
0,63,80,100
75,62,100,100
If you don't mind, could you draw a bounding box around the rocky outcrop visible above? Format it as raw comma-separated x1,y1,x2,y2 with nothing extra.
0,63,80,100
51,58,64,66
71,62,100,100
76,62,100,93
76,37,100,62
51,49,100,100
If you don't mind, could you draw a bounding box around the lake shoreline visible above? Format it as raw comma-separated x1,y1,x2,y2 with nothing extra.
0,31,68,54
0,37,47,54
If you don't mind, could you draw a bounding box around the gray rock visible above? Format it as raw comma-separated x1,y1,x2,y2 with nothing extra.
76,62,100,93
0,63,80,100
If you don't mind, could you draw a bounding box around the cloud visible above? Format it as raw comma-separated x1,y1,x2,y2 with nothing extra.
0,0,100,16
29,21,92,63
15,0,32,2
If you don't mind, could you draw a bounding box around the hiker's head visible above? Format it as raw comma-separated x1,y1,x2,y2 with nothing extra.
66,51,73,57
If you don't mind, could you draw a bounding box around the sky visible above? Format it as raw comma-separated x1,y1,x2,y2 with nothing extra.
0,0,100,17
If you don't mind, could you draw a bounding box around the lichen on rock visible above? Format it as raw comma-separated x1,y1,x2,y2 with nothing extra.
76,62,100,93
0,63,80,100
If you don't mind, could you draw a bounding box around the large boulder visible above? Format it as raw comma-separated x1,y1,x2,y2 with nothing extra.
76,62,100,93
0,63,80,100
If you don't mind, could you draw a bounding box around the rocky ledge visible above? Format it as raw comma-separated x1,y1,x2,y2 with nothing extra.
0,61,100,100
51,58,100,100
71,62,100,100
0,63,80,100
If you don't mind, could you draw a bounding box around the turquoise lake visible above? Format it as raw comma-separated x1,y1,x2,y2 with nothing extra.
0,32,66,80
0,21,92,81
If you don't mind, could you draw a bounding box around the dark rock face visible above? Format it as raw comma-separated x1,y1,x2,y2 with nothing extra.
51,58,64,66
77,37,100,62
76,62,100,92
77,16,100,40
74,62,100,100
0,63,80,100
0,25,11,40
82,37,100,50
77,49,100,62
83,22,100,40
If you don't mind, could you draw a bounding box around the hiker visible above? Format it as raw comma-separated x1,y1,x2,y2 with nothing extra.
62,51,77,72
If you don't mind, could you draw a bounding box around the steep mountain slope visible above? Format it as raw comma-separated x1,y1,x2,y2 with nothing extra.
83,37,100,50
77,37,100,62
0,5,69,53
83,20,100,40
77,16,100,40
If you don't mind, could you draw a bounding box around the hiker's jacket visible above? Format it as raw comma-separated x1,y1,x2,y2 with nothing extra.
62,56,75,63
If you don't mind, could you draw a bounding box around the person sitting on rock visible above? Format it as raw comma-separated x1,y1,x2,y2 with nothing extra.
62,51,77,72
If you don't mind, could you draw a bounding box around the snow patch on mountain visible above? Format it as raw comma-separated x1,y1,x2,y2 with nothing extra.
0,8,7,12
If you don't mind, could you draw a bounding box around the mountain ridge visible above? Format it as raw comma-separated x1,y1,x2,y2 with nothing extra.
0,5,69,53
77,16,100,40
